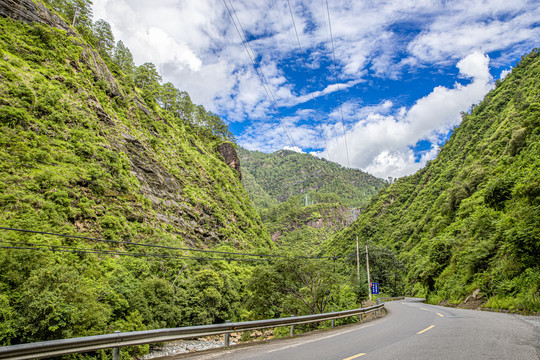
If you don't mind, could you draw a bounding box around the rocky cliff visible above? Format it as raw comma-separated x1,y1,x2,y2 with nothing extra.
0,0,73,34
0,0,269,248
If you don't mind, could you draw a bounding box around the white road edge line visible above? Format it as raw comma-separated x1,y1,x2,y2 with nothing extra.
266,319,387,353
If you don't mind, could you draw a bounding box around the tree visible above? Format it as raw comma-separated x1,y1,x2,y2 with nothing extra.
157,82,179,111
134,62,162,92
47,0,93,28
112,40,135,76
177,91,194,123
93,19,115,57
248,257,347,317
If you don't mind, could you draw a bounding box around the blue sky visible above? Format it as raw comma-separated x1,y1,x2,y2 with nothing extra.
93,0,539,179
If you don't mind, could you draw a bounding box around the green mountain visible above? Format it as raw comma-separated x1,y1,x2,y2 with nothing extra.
0,0,275,347
239,147,386,209
326,50,540,312
238,148,386,251
0,2,268,250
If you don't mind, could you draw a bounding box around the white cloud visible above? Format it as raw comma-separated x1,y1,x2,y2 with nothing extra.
280,79,363,107
407,5,540,63
132,27,202,71
93,0,536,179
500,68,512,79
283,146,305,153
93,0,537,119
319,53,493,178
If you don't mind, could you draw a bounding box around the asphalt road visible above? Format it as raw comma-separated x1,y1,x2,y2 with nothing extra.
171,298,539,360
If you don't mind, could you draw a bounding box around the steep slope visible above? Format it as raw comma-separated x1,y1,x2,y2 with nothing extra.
239,147,386,209
261,194,357,253
0,1,273,347
0,2,268,249
239,148,386,249
326,50,540,312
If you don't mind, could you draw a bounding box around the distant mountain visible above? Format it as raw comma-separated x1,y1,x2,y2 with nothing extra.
326,50,540,312
238,148,386,251
238,148,386,209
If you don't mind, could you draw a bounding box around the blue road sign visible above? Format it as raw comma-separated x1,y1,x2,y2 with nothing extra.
371,282,379,295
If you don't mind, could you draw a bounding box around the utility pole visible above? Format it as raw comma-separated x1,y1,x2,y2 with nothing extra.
366,245,371,301
356,236,360,282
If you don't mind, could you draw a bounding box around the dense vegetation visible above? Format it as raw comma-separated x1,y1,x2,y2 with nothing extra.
239,147,386,209
240,147,386,251
259,193,352,253
0,1,386,354
0,2,268,348
326,50,540,312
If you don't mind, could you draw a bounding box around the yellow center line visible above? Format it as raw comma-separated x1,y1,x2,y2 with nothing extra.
436,313,444,317
419,307,429,311
343,353,366,360
417,325,435,334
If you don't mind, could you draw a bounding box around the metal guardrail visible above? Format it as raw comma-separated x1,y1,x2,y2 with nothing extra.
0,304,384,360
376,296,405,304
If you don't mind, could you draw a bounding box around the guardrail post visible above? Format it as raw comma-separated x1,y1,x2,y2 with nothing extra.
224,320,231,348
0,304,397,359
113,331,121,360
331,319,335,328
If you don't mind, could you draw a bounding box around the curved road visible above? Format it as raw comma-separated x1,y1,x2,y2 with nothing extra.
169,299,539,360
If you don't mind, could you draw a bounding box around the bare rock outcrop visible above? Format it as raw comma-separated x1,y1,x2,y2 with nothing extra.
0,0,73,34
217,143,242,179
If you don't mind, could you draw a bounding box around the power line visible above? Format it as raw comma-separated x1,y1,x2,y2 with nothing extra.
0,242,270,262
324,0,351,168
222,0,297,149
1,243,362,265
0,226,342,260
285,0,332,162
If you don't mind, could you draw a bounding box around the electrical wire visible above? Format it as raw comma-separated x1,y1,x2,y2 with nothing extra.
285,0,333,162
222,0,297,149
324,0,351,168
0,226,343,259
0,242,270,262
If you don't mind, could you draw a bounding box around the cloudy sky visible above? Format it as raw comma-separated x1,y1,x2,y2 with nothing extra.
93,0,539,179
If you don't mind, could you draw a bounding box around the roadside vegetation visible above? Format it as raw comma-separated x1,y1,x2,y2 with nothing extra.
326,49,540,313
0,1,393,354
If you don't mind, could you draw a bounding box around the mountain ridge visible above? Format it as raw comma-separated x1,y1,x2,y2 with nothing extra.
325,49,540,312
239,147,386,209
238,147,386,252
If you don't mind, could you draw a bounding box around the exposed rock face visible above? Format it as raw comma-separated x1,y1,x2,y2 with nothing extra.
270,206,359,242
218,143,242,179
0,0,253,247
80,46,123,98
0,0,73,34
117,133,221,245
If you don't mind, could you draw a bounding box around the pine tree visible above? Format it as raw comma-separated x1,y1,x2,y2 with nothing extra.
112,40,135,76
93,19,115,57
47,0,93,28
134,62,162,90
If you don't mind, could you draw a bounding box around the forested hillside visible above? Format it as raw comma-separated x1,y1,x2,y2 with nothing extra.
0,0,274,348
239,148,386,250
326,50,540,312
239,147,386,209
0,0,379,351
